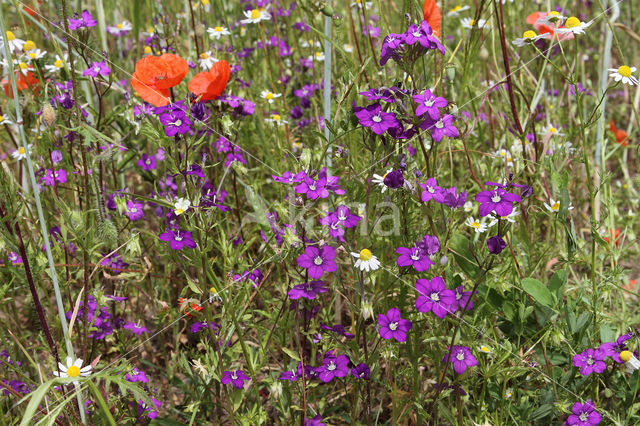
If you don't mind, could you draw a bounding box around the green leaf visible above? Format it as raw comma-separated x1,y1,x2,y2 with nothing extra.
87,381,116,426
449,234,479,278
20,379,56,426
521,278,555,308
549,269,568,295
281,347,300,362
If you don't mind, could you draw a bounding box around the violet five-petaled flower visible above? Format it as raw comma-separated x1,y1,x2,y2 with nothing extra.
354,103,399,135
288,281,328,300
396,246,434,272
565,399,602,425
413,89,448,120
296,245,337,279
443,346,478,375
415,277,456,318
317,354,350,383
599,332,633,364
83,61,110,78
420,114,459,142
377,308,412,342
158,230,196,250
475,187,521,217
221,370,250,389
572,348,607,376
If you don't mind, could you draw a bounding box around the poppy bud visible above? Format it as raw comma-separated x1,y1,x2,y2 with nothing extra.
42,103,56,126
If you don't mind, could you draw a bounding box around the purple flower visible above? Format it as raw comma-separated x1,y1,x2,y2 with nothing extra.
288,281,328,300
404,21,445,53
158,230,197,250
413,89,448,120
395,246,434,272
42,169,67,186
125,200,145,221
279,363,303,381
305,414,326,426
420,177,443,202
68,10,97,30
599,333,633,364
416,234,440,255
296,246,337,279
221,370,250,389
125,368,149,384
420,114,459,142
82,61,110,78
475,188,521,217
379,33,405,66
159,110,192,137
487,235,506,254
572,348,607,376
190,321,218,333
354,103,399,135
320,323,355,340
383,169,404,189
295,176,329,200
454,286,474,311
351,363,370,380
415,277,456,319
439,187,467,209
377,308,412,342
123,322,148,335
565,399,602,425
443,346,478,374
137,154,156,171
317,354,350,383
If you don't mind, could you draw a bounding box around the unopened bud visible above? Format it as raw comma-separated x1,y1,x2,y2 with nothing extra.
440,255,448,266
270,381,283,398
479,47,489,61
195,24,205,38
361,301,374,320
42,104,56,126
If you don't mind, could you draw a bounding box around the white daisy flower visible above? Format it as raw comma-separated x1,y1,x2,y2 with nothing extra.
25,48,47,61
499,208,520,223
541,124,563,137
301,39,319,48
447,5,470,16
463,201,473,213
11,144,31,161
505,388,513,399
241,8,271,24
0,114,13,125
621,351,640,373
265,113,288,125
478,345,493,354
537,10,566,26
173,197,191,215
207,26,230,39
44,54,69,73
0,31,25,52
465,217,488,233
460,18,490,30
350,0,373,9
350,248,381,272
260,90,282,104
16,61,32,75
199,0,211,12
107,21,133,36
198,51,218,70
372,168,393,193
544,198,574,213
343,43,353,53
53,357,92,383
554,16,592,35
512,30,545,47
310,51,325,62
608,65,639,86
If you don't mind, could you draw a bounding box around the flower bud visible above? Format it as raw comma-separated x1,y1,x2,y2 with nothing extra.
270,381,283,398
42,104,56,126
440,255,448,266
361,301,373,320
479,47,489,61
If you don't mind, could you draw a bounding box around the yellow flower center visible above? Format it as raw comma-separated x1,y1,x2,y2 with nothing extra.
117,23,123,29
565,17,580,28
618,65,632,78
214,26,223,32
18,147,25,154
469,19,475,26
315,51,323,57
480,346,491,353
202,0,210,4
471,221,481,229
6,31,15,41
549,11,560,16
144,46,152,54
359,249,373,261
552,202,560,211
272,114,281,121
19,62,28,70
23,40,35,51
620,350,633,362
28,52,36,59
200,52,209,59
549,127,557,134
67,365,81,377
265,92,274,100
450,6,462,12
523,30,536,39
250,9,261,19
175,209,184,215
209,286,216,294
147,26,154,33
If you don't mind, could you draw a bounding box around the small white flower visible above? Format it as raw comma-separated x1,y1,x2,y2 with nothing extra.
174,197,191,215
199,0,211,12
241,8,271,24
608,65,639,86
53,357,92,383
536,11,566,26
343,43,353,53
260,90,282,104
351,249,381,272
463,201,474,213
505,388,513,399
207,26,230,39
265,113,288,125
107,21,133,36
541,124,563,137
447,5,470,16
460,18,490,29
0,114,13,125
0,31,25,52
198,51,218,69
309,51,325,62
350,0,373,9
301,39,319,48
554,16,592,35
372,168,393,193
621,351,640,373
512,30,545,47
544,198,574,213
11,144,31,161
45,54,69,73
25,49,46,61
478,345,493,354
465,217,488,233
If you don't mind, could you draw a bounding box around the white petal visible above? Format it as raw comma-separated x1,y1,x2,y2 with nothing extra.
66,357,73,368
350,252,360,258
74,358,84,368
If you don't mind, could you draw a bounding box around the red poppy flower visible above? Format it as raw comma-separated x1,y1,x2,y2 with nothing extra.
2,70,39,98
188,60,231,101
603,228,621,246
131,53,188,107
609,120,628,146
422,0,441,37
178,298,203,317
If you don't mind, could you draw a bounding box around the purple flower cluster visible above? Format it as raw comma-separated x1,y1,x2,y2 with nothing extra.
319,205,361,241
293,168,345,200
68,10,97,30
377,308,412,342
279,354,370,384
380,21,445,66
419,177,466,209
415,276,474,319
64,295,126,340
